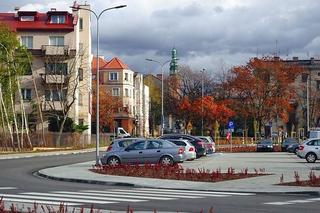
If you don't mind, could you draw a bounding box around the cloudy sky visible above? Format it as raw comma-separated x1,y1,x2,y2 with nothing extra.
2,0,320,75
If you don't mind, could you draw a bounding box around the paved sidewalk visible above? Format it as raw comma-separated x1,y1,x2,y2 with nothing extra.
0,148,98,160
37,152,320,195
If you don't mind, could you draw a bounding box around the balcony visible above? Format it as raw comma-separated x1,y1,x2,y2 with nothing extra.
42,45,70,56
42,101,63,111
40,74,66,84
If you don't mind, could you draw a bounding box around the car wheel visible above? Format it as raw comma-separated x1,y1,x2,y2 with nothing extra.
306,153,317,163
160,156,174,166
107,156,120,166
294,148,298,154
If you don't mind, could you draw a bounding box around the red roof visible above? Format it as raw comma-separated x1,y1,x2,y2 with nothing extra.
0,11,74,32
91,56,108,75
102,57,129,69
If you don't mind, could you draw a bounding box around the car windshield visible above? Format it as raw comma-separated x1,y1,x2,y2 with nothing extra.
259,140,272,144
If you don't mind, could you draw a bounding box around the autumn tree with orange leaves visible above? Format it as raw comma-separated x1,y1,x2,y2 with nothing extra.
165,66,234,134
92,81,120,132
223,57,302,138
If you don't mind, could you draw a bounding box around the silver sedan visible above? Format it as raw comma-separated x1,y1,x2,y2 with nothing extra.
100,139,185,166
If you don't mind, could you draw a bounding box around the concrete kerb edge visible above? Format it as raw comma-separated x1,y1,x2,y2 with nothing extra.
34,170,137,187
34,169,320,196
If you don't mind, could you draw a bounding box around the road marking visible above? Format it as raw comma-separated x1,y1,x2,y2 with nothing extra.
0,187,17,190
1,198,79,206
308,198,320,201
23,192,146,203
109,189,229,197
135,188,255,196
55,191,173,200
264,202,294,205
287,200,314,204
0,194,112,205
84,190,204,199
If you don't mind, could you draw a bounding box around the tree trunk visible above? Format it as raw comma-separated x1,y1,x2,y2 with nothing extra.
30,57,46,146
0,84,15,151
56,115,67,147
8,77,21,151
17,79,32,149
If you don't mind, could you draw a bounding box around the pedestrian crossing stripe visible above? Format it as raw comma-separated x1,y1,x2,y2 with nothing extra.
0,197,79,206
56,191,175,200
0,187,17,190
22,192,146,203
84,190,206,199
107,189,229,197
134,188,255,196
0,188,255,207
0,193,112,205
264,198,320,206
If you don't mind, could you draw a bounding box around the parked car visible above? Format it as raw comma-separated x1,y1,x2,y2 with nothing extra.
297,138,320,163
159,134,206,158
100,139,185,166
106,138,144,152
256,139,273,152
165,139,196,161
287,143,300,154
281,137,298,152
196,136,215,154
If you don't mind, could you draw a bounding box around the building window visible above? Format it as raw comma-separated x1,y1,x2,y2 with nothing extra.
125,88,129,97
318,72,320,76
79,18,83,30
301,73,308,82
50,15,66,24
45,90,66,101
21,89,31,100
317,81,320,90
49,36,64,46
20,36,33,49
112,88,120,96
20,16,34,21
109,72,118,81
79,93,83,105
124,73,129,81
79,68,83,81
45,63,67,75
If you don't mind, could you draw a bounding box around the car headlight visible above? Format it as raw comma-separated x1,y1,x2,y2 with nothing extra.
267,145,273,148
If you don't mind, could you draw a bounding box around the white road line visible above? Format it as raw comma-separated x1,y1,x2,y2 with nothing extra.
0,187,17,190
1,198,79,206
0,194,112,205
84,190,203,199
287,200,314,204
54,191,173,201
22,192,144,203
135,188,255,196
308,198,320,201
264,202,294,205
112,189,230,197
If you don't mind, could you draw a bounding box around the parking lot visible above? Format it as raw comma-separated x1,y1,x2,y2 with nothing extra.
182,152,320,182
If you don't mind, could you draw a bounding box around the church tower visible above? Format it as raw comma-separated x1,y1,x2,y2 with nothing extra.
169,47,178,75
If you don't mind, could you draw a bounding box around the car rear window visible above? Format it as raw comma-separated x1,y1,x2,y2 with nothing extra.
171,141,186,146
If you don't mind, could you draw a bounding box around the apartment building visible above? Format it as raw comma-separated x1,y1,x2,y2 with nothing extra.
92,56,150,137
0,3,92,133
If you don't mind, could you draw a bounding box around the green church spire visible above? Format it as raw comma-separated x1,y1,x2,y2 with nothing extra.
169,47,178,75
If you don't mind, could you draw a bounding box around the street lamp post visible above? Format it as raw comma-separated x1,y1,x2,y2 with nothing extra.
200,68,205,136
146,59,171,135
71,4,126,165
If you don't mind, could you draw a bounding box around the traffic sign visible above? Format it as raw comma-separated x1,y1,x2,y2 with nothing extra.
228,121,234,129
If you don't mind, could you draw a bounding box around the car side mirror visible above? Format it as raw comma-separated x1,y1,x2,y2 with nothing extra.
125,147,130,152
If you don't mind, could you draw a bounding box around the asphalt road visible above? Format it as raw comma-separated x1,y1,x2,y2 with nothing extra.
0,152,319,212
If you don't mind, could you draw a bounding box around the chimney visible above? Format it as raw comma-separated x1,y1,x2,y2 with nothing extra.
292,56,299,61
156,74,162,80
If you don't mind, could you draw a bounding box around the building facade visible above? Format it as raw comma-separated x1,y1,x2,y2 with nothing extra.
92,56,150,137
0,3,92,133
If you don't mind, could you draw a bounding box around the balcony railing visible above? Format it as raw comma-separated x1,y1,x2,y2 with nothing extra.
40,74,66,84
42,101,63,111
42,45,70,56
